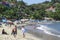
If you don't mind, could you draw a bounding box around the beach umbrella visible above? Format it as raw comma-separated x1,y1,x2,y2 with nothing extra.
2,19,7,23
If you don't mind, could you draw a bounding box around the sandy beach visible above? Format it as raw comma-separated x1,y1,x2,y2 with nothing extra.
0,23,41,40
0,22,60,40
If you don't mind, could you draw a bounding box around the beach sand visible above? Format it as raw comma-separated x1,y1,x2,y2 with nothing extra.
0,24,41,40
1,23,60,40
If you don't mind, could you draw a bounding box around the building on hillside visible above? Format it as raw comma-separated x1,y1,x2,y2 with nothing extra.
45,6,56,12
2,0,17,4
2,0,17,2
1,0,17,7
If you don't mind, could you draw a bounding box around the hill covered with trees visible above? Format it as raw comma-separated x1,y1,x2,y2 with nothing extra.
0,0,60,20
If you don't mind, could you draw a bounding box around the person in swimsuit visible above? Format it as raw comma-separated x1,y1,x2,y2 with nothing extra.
11,25,17,37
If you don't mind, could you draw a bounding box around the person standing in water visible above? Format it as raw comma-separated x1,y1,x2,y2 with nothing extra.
21,26,26,38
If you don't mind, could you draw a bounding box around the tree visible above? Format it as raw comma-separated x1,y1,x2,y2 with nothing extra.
0,0,2,1
51,0,60,3
43,1,50,4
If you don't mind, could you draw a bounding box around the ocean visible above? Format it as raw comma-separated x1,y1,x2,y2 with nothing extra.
36,21,60,37
25,20,60,37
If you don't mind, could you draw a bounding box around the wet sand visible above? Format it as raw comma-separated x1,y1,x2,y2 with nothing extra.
17,22,60,40
25,26,60,40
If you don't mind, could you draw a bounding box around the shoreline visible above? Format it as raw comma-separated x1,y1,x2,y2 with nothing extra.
25,28,60,40
1,20,60,40
0,23,41,40
17,24,60,40
17,23,60,40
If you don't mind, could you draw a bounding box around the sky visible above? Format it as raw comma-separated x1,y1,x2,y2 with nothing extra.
17,0,51,5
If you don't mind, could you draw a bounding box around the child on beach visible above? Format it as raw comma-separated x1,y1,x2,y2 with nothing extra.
21,26,26,38
11,25,17,38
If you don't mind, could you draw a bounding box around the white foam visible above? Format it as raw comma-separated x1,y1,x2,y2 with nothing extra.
36,25,60,37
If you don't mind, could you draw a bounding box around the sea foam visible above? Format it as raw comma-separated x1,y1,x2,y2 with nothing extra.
36,25,60,37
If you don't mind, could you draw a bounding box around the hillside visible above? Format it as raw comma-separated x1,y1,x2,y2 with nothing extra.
0,0,60,20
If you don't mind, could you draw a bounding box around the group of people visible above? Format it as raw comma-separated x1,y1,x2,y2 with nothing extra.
2,25,26,38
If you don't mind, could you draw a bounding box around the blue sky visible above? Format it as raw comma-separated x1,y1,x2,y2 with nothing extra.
17,0,51,5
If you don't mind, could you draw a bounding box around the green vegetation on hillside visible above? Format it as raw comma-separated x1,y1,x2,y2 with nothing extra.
0,0,60,20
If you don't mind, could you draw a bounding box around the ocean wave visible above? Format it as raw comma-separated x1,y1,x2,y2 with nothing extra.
36,25,60,37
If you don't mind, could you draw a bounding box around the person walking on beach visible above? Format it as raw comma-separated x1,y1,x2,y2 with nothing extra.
11,25,17,38
21,26,26,38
